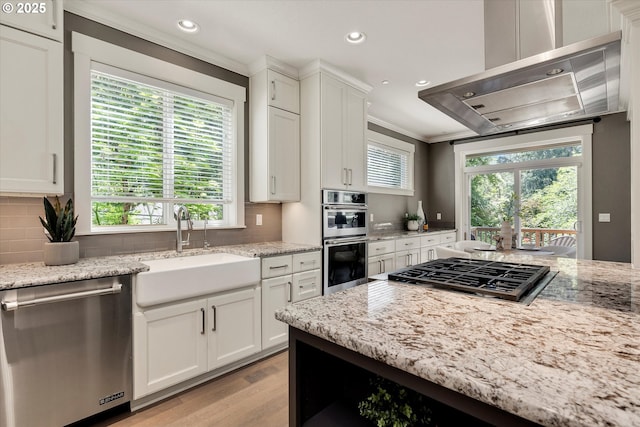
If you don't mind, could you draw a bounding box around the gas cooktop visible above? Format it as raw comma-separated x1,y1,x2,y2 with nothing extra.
388,258,553,302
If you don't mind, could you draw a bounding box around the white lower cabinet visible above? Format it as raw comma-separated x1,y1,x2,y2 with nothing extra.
368,253,395,276
261,251,321,350
395,249,420,269
133,299,208,398
208,287,261,371
134,285,261,399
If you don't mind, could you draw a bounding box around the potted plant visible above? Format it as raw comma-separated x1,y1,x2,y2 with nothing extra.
39,196,79,266
358,376,433,426
405,214,421,231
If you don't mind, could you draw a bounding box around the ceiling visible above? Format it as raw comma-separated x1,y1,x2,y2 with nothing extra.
65,0,487,142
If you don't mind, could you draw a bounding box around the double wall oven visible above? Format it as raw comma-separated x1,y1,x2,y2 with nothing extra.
322,190,368,295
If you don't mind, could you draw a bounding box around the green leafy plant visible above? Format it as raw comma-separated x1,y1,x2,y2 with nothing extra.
405,213,421,222
39,196,78,242
358,376,432,427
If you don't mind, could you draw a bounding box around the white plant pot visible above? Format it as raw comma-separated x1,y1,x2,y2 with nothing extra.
407,220,419,231
43,241,79,266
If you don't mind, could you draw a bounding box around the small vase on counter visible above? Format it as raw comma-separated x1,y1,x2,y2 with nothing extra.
416,201,426,232
500,221,513,250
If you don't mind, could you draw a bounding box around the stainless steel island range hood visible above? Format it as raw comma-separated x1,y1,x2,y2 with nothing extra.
419,31,622,136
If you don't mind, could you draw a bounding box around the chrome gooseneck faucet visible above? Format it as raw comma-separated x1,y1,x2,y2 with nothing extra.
176,205,193,253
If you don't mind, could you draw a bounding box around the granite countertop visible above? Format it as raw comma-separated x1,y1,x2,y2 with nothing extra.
368,228,456,241
276,253,640,427
0,241,321,290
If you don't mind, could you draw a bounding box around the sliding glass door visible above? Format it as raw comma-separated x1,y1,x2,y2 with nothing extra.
460,127,591,259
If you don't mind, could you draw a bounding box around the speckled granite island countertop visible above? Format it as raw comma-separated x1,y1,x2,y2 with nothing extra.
0,241,321,290
276,253,640,427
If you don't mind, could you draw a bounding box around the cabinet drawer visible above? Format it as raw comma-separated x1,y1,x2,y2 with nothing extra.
293,251,321,273
420,234,441,247
268,69,299,113
292,270,321,302
368,240,395,256
395,237,421,252
441,232,456,244
261,255,293,278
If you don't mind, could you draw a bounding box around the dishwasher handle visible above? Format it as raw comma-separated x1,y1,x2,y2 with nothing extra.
1,283,123,311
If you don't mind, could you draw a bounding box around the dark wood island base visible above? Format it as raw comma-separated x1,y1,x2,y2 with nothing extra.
288,327,541,427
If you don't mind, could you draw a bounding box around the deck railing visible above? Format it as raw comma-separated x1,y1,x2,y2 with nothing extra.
471,227,576,247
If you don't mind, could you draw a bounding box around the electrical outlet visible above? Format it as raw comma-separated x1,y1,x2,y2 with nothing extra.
436,212,442,220
256,214,263,226
370,213,374,222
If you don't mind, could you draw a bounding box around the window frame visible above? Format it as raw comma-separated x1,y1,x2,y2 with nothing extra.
453,124,593,259
72,32,246,234
366,130,415,196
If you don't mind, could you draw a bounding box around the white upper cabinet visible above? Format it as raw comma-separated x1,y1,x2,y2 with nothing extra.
320,73,367,191
267,69,300,114
0,0,63,41
0,24,63,195
250,66,301,202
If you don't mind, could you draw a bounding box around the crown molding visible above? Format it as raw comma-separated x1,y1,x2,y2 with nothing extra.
64,1,248,76
299,59,372,93
248,55,299,78
367,116,430,143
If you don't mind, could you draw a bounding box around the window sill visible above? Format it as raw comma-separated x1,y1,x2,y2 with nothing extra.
77,224,247,236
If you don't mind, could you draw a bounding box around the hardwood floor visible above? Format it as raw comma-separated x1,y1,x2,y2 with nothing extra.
94,351,288,427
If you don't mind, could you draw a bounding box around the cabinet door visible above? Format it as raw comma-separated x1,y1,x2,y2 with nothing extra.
440,232,456,248
0,25,63,195
0,0,62,41
368,254,395,276
321,74,347,189
268,107,300,201
292,251,321,273
395,249,420,269
267,69,300,113
420,246,437,263
292,269,321,302
208,287,261,370
261,276,290,349
344,86,367,191
133,299,208,398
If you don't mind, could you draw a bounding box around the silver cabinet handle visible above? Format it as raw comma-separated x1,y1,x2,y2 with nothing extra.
287,281,292,302
271,80,276,101
269,264,289,270
1,283,122,311
348,168,353,185
52,153,57,184
51,0,58,30
200,308,205,334
381,259,386,273
211,305,217,331
271,175,276,195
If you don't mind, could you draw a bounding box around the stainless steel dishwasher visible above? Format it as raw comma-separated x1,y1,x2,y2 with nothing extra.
0,276,132,427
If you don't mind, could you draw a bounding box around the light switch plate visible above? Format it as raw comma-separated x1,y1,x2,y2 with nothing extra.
256,214,263,225
598,213,610,223
436,212,442,220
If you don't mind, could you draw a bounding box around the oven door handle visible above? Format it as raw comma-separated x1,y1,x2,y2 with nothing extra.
324,237,367,245
323,205,368,210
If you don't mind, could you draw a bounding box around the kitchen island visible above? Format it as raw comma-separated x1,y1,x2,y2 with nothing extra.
276,253,640,426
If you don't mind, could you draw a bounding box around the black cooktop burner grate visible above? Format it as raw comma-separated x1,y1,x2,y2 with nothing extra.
388,258,550,301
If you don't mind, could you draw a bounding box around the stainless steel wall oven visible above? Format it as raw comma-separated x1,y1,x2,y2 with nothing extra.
322,190,368,295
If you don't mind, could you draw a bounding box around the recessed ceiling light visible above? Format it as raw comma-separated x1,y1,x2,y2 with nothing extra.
178,19,199,33
345,31,366,44
546,68,564,76
382,80,390,85
415,80,431,87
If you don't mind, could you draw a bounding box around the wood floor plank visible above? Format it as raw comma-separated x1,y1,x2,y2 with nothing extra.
97,351,288,427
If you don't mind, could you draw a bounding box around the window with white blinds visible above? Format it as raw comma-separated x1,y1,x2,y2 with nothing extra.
89,65,234,228
367,131,415,196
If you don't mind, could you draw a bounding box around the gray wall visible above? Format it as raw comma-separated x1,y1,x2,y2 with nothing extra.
592,113,631,262
427,113,631,262
367,123,429,230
